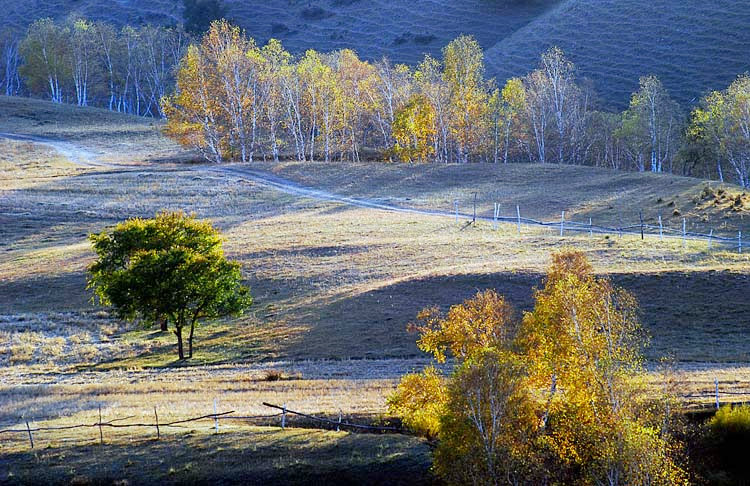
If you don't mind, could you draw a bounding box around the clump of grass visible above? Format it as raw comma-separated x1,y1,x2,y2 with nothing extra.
261,369,302,381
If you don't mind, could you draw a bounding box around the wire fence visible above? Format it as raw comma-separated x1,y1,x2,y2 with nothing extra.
4,383,750,453
0,401,402,451
451,199,745,253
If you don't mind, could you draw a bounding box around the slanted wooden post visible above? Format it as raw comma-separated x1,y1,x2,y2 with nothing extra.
589,217,593,237
154,406,160,440
560,211,565,236
98,405,104,445
493,203,499,230
708,229,713,251
715,378,720,410
516,205,521,235
281,403,287,429
337,410,342,432
25,420,34,449
213,399,219,433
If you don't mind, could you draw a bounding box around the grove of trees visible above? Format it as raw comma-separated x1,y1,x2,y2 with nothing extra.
2,18,189,116
388,251,689,485
159,20,750,188
87,211,252,360
6,17,750,187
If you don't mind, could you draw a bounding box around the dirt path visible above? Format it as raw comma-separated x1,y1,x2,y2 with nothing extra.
0,132,112,168
1,131,467,219
211,164,463,219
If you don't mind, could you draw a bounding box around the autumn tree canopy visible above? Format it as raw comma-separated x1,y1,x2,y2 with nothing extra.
388,251,688,485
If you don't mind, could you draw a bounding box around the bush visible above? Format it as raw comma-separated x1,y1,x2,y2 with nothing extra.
704,405,750,482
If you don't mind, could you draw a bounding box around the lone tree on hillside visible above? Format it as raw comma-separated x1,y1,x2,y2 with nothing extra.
88,211,252,360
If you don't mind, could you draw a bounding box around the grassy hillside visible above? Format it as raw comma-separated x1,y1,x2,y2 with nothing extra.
2,96,749,370
2,97,750,485
4,1,750,107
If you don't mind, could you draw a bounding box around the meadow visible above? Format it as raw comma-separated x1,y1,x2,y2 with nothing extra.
1,97,750,483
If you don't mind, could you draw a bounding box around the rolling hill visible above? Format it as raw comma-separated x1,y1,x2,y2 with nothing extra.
3,0,750,108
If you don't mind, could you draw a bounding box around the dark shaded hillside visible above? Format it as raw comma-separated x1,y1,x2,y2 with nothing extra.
3,0,750,107
487,0,750,108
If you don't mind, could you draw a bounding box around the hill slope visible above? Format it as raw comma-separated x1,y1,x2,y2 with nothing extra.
486,0,750,107
3,0,750,107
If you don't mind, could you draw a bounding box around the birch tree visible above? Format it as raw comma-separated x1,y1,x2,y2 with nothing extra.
20,19,71,103
1,29,21,96
415,55,450,162
698,76,750,188
618,76,681,173
443,35,488,163
70,19,97,107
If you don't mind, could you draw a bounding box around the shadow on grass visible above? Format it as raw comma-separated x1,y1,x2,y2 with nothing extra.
285,269,750,363
0,427,434,486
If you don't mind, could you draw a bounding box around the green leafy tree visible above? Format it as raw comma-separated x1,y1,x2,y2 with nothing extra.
88,211,252,360
19,18,71,103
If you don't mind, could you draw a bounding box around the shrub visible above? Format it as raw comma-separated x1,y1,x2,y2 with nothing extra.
387,366,446,438
705,405,750,481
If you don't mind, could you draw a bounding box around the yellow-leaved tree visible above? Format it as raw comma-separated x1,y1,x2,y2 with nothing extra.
389,251,689,485
391,94,436,162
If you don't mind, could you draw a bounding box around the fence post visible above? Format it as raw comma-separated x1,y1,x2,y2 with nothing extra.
154,406,160,440
659,215,663,240
98,405,104,445
589,217,593,237
493,203,498,230
25,420,34,449
454,199,458,223
708,229,713,251
472,192,477,224
682,218,687,248
516,205,521,235
560,211,565,237
281,403,287,429
213,399,219,433
740,231,743,254
337,410,342,432
639,211,644,240
715,378,720,410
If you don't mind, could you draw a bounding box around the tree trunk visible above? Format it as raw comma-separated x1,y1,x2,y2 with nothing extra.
175,326,184,360
188,319,196,358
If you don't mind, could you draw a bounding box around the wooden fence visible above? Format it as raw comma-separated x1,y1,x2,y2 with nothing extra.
0,401,401,450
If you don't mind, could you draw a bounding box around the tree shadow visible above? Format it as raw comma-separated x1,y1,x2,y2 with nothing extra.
282,269,750,363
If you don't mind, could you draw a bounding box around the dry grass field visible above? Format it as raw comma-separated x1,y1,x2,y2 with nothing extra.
1,97,750,483
4,1,749,107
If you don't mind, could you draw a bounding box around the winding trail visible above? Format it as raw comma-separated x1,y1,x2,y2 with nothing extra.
1,131,464,220
0,132,110,168
2,132,740,245
210,164,460,219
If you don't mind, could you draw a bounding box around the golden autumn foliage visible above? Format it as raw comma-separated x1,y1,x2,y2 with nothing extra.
391,94,436,162
386,366,447,438
410,289,516,363
389,250,689,485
